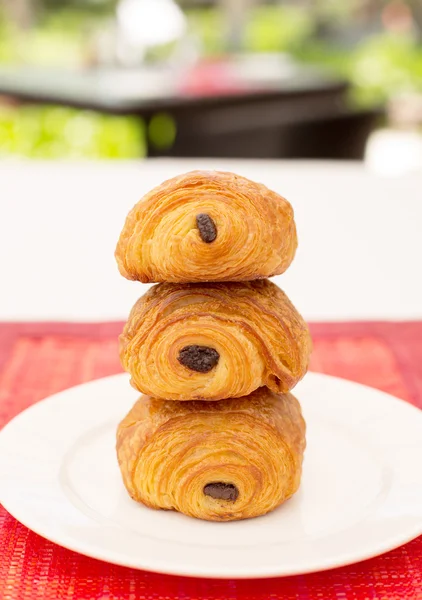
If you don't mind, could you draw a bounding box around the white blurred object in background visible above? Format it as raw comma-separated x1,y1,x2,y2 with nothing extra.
365,92,422,176
366,128,422,176
116,0,187,65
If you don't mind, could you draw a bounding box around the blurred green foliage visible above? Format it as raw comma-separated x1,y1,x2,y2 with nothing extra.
1,3,422,158
245,6,312,53
295,34,422,107
187,5,312,55
148,113,177,150
0,7,105,66
189,4,422,107
0,105,145,158
41,0,115,11
0,6,145,158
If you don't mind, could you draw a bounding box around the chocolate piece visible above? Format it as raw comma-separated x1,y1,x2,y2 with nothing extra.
196,213,217,243
178,345,220,373
204,482,239,502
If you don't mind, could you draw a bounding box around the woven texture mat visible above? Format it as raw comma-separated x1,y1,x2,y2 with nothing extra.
0,321,421,600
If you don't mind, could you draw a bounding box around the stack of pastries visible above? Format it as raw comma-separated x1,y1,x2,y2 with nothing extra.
115,170,312,522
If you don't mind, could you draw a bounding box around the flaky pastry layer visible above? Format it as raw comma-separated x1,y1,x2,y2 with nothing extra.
120,280,312,400
115,170,297,283
116,387,306,521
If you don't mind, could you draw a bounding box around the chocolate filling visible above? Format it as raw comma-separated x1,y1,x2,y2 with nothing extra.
196,213,217,243
204,482,239,502
178,345,220,373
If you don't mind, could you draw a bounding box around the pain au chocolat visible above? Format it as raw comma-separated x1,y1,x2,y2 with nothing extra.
115,170,297,283
119,279,311,401
116,387,306,521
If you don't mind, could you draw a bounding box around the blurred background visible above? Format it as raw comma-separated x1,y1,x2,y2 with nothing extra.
0,0,422,172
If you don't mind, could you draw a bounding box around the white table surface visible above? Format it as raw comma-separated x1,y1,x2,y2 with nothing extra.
1,158,421,322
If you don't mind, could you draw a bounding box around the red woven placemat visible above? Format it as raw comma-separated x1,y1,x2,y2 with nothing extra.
0,321,421,600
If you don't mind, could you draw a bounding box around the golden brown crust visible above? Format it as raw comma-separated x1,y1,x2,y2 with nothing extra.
116,388,306,521
115,170,297,283
120,279,312,400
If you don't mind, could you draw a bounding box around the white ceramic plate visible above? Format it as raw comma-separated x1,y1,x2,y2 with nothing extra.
1,373,421,579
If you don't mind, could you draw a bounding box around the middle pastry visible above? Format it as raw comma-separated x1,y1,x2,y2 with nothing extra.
120,279,312,401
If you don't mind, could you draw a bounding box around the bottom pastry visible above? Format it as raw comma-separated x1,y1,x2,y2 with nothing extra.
116,387,306,521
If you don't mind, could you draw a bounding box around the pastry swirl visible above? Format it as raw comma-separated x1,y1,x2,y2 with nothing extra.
116,387,306,521
115,170,297,283
120,279,311,400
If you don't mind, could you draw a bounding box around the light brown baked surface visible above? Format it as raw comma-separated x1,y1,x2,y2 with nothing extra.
116,387,306,521
120,279,312,400
115,170,297,283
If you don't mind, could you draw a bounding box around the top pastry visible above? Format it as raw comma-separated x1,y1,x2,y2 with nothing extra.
115,170,297,283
